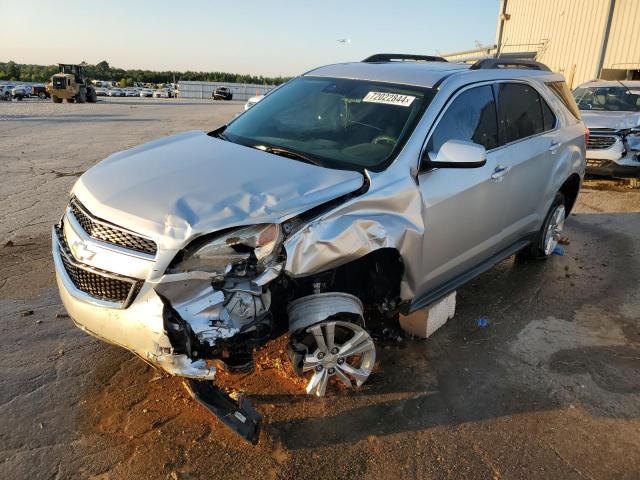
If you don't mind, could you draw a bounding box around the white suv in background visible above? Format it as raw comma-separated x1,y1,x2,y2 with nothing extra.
574,80,640,178
53,54,585,443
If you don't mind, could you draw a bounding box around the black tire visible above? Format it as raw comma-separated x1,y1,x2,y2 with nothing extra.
52,96,63,103
87,88,97,103
76,88,87,104
518,192,566,261
66,98,75,103
38,92,47,99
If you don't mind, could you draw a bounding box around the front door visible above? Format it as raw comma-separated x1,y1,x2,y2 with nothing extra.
415,83,507,297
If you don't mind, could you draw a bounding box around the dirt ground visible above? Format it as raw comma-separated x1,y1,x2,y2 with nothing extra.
1,98,639,480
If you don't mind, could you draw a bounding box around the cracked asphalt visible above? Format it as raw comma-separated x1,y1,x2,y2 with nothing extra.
1,98,639,479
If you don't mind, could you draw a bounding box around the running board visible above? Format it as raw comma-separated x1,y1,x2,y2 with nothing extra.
184,379,262,444
407,237,533,313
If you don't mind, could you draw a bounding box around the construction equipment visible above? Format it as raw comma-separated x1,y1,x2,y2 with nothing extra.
47,64,97,104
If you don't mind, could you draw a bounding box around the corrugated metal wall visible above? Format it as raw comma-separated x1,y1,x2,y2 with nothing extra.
178,81,277,101
443,0,640,88
499,0,611,88
603,0,640,71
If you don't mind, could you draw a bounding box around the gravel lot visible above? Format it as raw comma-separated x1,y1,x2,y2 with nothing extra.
1,98,639,479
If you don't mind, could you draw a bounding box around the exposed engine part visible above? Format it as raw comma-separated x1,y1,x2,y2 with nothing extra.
287,292,364,333
224,280,271,328
156,275,272,349
289,320,376,396
184,379,262,444
252,262,283,286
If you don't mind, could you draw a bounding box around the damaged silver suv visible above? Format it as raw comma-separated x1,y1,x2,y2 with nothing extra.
53,55,586,442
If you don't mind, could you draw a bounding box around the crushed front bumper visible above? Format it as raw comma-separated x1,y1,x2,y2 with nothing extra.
586,136,640,178
52,225,217,380
586,159,640,178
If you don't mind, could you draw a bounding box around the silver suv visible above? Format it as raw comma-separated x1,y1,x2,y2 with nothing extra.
52,55,586,442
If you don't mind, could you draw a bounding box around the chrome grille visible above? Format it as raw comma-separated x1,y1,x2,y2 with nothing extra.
587,135,617,150
69,199,157,256
55,225,141,306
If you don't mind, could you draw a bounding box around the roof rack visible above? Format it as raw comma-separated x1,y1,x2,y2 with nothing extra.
470,58,551,71
362,53,448,63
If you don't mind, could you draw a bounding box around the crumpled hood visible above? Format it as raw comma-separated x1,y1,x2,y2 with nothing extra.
581,111,640,130
73,131,364,250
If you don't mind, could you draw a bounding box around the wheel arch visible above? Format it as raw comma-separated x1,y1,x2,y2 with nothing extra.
559,173,581,214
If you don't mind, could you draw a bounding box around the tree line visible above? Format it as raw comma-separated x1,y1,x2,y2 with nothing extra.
0,60,290,86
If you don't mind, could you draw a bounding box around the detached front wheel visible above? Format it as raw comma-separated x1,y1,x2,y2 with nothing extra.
519,192,566,260
292,319,376,397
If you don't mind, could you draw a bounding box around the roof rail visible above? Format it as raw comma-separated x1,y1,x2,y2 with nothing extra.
469,58,551,71
362,53,448,63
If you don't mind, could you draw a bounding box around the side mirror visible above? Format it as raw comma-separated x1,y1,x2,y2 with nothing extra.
423,139,487,170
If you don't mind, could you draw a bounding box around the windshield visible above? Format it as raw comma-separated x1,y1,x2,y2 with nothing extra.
222,76,434,171
573,85,640,112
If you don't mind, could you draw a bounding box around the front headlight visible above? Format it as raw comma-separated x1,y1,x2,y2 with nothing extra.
626,131,640,151
172,224,282,275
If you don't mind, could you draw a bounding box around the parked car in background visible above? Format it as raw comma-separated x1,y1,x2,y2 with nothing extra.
0,84,15,100
139,88,153,97
32,85,50,99
108,88,123,97
124,88,138,97
212,86,233,100
94,87,108,96
52,54,585,443
153,89,170,98
11,85,31,100
244,94,264,110
573,80,640,178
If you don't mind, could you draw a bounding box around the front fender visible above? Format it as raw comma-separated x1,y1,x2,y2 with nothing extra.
283,171,425,299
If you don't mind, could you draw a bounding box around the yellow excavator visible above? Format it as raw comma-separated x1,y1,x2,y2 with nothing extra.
47,64,97,103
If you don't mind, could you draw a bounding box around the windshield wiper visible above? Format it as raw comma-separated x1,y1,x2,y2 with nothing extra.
256,145,323,167
210,125,230,141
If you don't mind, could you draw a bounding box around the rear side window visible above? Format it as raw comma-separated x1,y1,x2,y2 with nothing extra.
499,83,545,143
547,81,581,120
427,85,499,154
541,99,556,131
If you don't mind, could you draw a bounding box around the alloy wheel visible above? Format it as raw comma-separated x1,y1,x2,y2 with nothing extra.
301,320,376,397
543,204,566,256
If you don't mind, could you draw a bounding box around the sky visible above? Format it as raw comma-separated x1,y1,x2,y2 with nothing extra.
2,0,500,77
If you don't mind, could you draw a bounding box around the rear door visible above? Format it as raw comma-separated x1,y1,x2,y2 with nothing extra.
491,82,560,247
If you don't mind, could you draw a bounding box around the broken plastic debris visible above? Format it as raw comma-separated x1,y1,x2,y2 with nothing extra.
552,245,564,256
476,318,489,328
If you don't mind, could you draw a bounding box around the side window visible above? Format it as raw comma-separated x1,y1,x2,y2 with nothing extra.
547,81,581,120
427,85,498,156
541,97,556,131
498,83,545,143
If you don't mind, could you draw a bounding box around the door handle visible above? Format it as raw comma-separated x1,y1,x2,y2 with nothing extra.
548,141,561,152
491,165,510,180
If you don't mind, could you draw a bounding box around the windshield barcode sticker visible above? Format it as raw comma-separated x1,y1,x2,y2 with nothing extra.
363,92,416,107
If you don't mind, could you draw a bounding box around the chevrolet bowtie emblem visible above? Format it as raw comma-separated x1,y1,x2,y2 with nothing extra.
70,240,96,261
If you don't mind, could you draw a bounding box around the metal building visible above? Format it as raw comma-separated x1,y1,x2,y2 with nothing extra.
442,0,640,88
178,81,277,101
